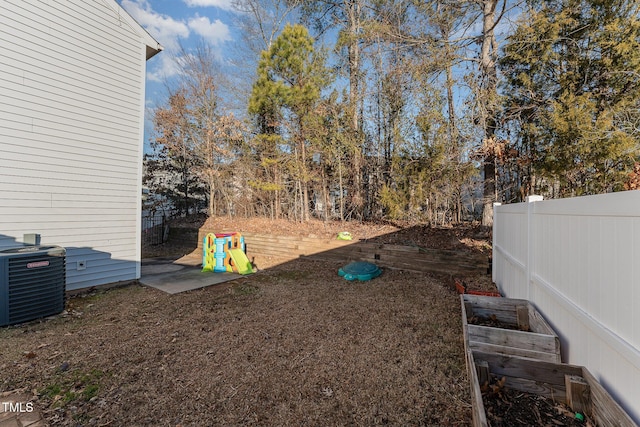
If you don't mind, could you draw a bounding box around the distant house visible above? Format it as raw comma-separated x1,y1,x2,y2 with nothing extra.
0,1,161,290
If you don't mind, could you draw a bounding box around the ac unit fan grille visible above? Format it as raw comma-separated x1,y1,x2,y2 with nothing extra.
6,252,65,325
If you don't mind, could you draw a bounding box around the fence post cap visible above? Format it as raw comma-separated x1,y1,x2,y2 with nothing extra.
526,195,544,203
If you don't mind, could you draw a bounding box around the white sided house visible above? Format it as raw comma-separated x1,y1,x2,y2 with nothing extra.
0,1,161,290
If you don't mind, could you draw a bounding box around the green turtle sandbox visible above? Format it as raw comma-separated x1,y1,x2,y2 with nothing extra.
338,261,382,281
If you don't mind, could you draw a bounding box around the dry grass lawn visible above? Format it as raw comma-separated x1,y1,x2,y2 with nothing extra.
0,256,473,426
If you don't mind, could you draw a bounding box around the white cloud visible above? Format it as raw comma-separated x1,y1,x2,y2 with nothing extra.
120,0,189,51
183,0,236,12
188,15,231,45
121,1,233,84
147,53,182,82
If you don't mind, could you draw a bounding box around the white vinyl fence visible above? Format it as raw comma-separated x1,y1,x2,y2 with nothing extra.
493,191,640,424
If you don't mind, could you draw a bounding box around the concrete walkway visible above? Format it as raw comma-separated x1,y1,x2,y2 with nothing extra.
139,254,244,294
0,391,45,427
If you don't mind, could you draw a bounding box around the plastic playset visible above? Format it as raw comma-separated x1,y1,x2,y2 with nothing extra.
202,231,382,281
202,232,255,275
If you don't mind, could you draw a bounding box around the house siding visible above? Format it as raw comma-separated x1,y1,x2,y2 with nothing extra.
0,0,155,290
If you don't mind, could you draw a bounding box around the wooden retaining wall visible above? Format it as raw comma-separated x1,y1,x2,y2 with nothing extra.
198,229,490,276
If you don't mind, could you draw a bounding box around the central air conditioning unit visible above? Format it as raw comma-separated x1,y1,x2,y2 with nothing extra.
0,245,66,327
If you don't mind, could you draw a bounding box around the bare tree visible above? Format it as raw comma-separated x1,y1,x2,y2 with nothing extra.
477,0,504,226
153,43,246,217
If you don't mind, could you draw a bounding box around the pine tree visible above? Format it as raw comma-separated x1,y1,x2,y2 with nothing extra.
249,24,331,221
501,0,640,196
297,0,368,218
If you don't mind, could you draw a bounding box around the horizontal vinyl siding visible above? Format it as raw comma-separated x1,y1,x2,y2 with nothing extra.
0,122,141,163
0,0,148,290
0,1,140,94
1,150,136,186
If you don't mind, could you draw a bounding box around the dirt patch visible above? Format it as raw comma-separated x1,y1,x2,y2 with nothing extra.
0,257,474,426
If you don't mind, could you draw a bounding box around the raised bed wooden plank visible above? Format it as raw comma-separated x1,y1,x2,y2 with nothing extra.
372,246,488,263
461,294,561,363
466,326,561,362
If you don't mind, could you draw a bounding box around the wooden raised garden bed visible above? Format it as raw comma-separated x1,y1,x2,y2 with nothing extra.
461,294,561,363
466,349,637,427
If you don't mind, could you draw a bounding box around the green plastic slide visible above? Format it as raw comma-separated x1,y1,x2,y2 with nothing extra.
228,248,255,275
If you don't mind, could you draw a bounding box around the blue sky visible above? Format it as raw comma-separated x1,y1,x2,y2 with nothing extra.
118,0,251,149
119,0,521,153
119,0,237,80
119,1,238,85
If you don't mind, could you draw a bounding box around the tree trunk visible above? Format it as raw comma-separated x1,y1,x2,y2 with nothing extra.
346,0,364,219
275,167,281,219
480,0,500,226
182,164,189,216
446,57,462,224
208,174,215,218
482,160,496,225
338,156,345,221
347,0,361,133
298,120,310,221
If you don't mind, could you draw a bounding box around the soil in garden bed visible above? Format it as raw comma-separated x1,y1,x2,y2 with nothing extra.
467,314,530,332
456,275,501,296
482,375,593,426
